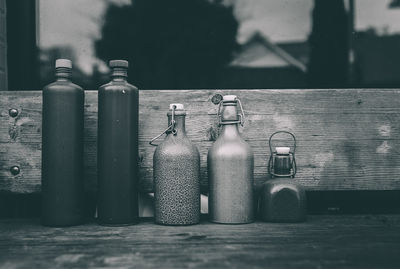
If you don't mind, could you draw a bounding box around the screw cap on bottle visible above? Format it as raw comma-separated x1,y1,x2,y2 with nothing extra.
276,147,291,154
223,95,237,102
109,60,129,68
55,59,72,69
169,104,184,110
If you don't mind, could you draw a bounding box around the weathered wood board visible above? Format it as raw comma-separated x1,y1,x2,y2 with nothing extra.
1,89,400,193
1,215,400,268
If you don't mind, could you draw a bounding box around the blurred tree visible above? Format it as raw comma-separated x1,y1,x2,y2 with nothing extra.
95,0,238,89
389,0,400,8
307,0,349,88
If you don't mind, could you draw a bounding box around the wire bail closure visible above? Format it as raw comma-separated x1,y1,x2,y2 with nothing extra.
149,105,177,146
267,131,297,178
217,97,245,126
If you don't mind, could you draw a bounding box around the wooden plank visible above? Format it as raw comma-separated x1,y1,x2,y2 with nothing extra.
0,215,400,268
0,89,400,193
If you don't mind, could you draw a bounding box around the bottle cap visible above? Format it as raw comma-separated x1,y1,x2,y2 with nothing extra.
276,147,291,154
55,59,72,69
109,60,129,68
223,95,237,102
169,103,184,110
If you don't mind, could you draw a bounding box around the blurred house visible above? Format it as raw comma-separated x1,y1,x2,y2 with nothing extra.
278,41,310,67
218,32,309,89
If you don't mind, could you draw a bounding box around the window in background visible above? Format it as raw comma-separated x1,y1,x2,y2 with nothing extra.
6,0,38,90
34,0,400,90
222,0,312,89
37,0,313,89
38,0,129,89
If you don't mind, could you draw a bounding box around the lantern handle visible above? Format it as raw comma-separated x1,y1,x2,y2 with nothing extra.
268,130,297,178
268,131,296,154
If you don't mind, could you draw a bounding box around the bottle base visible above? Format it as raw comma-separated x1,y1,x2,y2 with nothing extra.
261,217,307,223
41,219,84,227
97,218,139,227
155,221,199,226
209,219,254,225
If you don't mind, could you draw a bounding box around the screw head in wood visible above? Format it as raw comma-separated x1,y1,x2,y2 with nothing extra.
10,166,20,175
211,94,223,105
9,108,19,118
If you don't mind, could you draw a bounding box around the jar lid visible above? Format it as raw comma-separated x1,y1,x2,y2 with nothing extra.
169,103,184,110
276,147,290,154
109,60,129,68
55,59,72,69
223,95,237,102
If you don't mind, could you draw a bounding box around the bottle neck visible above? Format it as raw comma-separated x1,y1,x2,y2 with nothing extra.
55,67,72,81
111,67,128,81
219,102,240,138
221,124,240,139
221,103,239,122
168,114,186,136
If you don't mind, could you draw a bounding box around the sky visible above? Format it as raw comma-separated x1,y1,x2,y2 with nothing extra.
38,0,130,73
39,0,400,74
232,0,313,44
356,0,400,34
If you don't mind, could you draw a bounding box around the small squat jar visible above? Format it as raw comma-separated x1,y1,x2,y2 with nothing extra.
259,131,306,222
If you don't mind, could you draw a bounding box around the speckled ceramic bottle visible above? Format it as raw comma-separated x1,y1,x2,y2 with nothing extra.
260,132,307,222
208,95,254,224
153,104,200,225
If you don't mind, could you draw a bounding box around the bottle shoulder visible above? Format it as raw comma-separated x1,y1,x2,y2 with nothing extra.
262,178,305,193
209,135,253,157
154,135,199,158
43,81,83,93
99,80,138,92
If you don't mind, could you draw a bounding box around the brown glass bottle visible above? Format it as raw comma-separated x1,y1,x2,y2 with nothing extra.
153,104,200,225
260,133,307,222
208,95,254,224
97,60,139,226
41,59,84,227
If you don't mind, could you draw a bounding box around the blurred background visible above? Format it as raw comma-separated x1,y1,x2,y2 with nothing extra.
2,0,400,90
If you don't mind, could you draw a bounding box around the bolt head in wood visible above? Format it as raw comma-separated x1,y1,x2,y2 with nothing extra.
10,166,20,175
9,108,19,118
211,94,223,105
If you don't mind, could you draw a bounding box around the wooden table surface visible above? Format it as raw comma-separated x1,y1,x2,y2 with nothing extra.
1,215,400,269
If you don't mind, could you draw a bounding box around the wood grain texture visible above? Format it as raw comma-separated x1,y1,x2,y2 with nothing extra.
1,89,400,193
0,215,400,268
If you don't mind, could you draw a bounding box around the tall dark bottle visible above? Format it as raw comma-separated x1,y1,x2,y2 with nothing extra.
41,59,84,227
152,104,200,225
97,60,139,225
259,131,306,222
208,95,254,224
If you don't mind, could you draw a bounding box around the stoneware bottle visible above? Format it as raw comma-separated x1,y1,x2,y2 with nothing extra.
208,95,254,224
41,59,85,227
97,60,139,226
259,131,307,222
152,104,200,225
